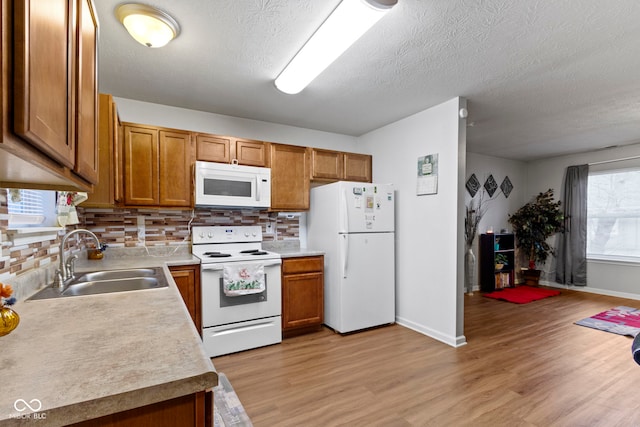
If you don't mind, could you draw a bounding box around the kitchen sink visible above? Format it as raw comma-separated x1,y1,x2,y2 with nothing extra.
28,267,168,300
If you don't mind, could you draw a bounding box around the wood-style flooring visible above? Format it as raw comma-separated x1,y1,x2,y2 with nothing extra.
212,289,640,426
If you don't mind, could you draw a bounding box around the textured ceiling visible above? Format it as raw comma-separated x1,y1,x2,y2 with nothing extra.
95,0,640,161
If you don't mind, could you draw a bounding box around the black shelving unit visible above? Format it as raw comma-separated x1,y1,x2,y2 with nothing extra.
479,233,515,292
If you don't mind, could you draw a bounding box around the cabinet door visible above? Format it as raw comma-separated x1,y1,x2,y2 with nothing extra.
124,125,159,205
234,139,266,166
159,130,192,207
196,134,231,163
310,148,343,181
282,272,323,331
269,143,309,211
84,94,116,207
344,153,372,182
73,0,98,184
170,265,201,333
13,0,75,167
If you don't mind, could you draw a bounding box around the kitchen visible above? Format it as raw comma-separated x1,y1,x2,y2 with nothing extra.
2,0,640,425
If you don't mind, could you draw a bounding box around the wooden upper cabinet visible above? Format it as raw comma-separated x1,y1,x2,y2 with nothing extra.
123,123,192,208
234,139,266,166
13,0,75,168
196,134,266,166
196,134,231,163
310,148,372,183
73,0,99,184
310,148,344,181
159,130,192,207
344,152,372,182
11,0,99,187
268,143,309,211
124,125,159,206
84,94,120,207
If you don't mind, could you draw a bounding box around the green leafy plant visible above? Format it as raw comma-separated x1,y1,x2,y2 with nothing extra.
508,189,564,270
494,253,509,265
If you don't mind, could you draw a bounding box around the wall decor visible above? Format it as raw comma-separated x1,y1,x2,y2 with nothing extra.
417,154,438,195
500,176,513,198
465,173,480,197
484,174,498,197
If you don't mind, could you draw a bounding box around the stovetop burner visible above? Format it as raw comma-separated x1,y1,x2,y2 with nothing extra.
203,251,232,258
192,226,281,263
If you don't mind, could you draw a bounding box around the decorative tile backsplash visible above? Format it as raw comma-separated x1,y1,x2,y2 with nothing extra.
0,188,300,287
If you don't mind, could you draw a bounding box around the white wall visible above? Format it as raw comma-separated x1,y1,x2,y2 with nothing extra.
361,97,466,347
527,142,640,299
114,97,359,152
465,153,528,287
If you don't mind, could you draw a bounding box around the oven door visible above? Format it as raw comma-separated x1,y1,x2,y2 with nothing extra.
201,259,282,327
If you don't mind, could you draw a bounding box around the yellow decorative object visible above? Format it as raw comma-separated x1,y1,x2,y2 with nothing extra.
0,306,19,336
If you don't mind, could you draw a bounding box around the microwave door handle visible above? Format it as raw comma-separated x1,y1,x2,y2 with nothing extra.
255,176,261,201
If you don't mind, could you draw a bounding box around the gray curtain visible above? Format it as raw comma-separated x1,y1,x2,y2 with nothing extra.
556,164,589,285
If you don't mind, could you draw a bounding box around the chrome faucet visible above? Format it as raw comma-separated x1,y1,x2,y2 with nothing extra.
53,229,101,288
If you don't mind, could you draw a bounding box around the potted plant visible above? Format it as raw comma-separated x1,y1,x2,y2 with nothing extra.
508,189,564,286
494,253,508,271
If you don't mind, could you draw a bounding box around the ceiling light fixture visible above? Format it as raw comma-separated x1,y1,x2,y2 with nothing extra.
274,0,397,95
115,3,180,48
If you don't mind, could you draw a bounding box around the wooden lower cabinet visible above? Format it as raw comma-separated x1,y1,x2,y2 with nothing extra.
69,390,212,427
170,264,201,333
282,256,324,337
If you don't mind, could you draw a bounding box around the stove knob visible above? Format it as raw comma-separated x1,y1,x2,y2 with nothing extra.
244,232,250,237
207,232,213,238
252,232,257,237
199,232,205,238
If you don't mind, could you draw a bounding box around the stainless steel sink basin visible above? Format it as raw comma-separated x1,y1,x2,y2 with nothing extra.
28,267,168,300
74,268,159,282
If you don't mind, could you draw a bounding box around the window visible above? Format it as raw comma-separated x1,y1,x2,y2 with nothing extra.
7,189,57,228
587,168,640,261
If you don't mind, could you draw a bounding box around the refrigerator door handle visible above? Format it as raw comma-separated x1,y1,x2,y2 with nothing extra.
342,234,349,278
340,187,348,233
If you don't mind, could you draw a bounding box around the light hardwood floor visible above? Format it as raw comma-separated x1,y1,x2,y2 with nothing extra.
212,289,640,426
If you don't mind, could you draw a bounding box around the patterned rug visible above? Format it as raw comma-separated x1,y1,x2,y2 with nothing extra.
214,373,253,427
575,306,640,337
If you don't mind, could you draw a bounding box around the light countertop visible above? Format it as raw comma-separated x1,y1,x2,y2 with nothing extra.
0,251,215,426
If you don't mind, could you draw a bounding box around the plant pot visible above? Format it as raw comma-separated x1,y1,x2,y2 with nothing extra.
495,263,504,271
522,269,541,286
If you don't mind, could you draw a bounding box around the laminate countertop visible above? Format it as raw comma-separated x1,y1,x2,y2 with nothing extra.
0,252,216,426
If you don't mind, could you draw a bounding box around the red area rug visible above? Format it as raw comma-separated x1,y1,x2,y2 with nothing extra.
483,286,561,304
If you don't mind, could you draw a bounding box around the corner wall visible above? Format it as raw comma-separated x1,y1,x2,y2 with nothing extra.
360,97,466,347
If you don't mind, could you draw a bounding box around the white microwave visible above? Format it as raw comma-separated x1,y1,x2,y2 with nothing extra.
194,161,271,209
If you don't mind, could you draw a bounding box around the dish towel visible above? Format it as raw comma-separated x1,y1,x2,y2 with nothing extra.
223,264,265,296
56,192,88,226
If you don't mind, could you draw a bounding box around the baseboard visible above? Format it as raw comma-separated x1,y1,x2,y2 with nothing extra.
396,316,467,347
540,280,640,301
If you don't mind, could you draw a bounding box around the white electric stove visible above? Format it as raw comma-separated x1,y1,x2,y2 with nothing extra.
192,226,282,357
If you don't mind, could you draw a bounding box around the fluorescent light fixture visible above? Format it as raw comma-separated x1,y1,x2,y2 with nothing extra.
116,3,180,48
275,0,397,95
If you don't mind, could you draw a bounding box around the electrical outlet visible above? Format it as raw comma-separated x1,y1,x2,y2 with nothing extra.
265,222,274,234
137,216,146,245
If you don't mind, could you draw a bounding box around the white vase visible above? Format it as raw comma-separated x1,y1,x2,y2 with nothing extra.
464,247,477,294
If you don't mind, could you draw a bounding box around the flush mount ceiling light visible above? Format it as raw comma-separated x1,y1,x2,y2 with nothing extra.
115,3,180,48
275,0,397,95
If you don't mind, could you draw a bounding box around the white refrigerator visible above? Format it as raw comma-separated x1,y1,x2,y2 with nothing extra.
307,181,395,333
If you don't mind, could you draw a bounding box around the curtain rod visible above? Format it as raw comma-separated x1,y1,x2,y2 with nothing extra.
589,155,640,166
